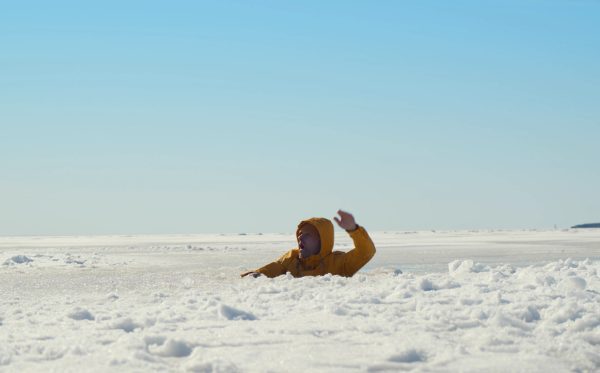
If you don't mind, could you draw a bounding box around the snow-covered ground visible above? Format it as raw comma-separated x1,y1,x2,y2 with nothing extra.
1,229,599,372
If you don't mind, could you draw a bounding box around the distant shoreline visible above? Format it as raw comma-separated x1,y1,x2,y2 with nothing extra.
571,223,600,228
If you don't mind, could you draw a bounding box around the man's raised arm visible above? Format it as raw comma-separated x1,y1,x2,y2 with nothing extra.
334,210,376,276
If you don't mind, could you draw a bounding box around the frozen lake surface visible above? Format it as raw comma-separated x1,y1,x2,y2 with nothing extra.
1,229,599,372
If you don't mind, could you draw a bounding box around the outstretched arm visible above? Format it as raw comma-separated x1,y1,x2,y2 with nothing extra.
240,271,262,278
240,252,289,278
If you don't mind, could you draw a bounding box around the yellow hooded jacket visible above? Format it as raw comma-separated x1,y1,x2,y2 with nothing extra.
253,217,376,278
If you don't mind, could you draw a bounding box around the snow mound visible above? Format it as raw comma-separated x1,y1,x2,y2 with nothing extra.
68,308,94,321
218,304,257,320
448,259,489,275
185,353,240,372
388,349,426,363
0,347,11,366
3,255,33,265
147,338,193,357
111,318,142,333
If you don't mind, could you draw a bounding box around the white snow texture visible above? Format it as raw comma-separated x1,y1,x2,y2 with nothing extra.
0,229,599,372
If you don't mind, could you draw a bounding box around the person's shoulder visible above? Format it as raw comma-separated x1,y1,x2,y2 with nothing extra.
279,248,300,261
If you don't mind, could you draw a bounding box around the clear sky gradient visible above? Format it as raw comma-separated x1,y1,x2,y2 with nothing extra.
2,1,599,235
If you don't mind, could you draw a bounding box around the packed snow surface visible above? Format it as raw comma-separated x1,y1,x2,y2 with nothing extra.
1,229,599,372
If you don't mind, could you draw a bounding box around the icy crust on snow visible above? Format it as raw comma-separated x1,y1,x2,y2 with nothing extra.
1,257,599,372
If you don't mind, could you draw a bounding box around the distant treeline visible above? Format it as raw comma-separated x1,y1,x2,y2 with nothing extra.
571,223,600,228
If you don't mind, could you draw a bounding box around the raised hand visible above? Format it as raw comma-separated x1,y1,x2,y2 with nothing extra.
333,210,358,231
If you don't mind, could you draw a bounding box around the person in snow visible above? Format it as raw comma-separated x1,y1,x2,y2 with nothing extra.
241,210,376,278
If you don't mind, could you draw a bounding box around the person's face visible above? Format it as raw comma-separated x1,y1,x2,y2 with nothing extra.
297,224,321,259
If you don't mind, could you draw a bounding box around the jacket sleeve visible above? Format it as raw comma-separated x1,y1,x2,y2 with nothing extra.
255,251,292,278
338,225,376,276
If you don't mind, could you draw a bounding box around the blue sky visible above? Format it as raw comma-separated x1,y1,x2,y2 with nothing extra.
1,1,599,235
